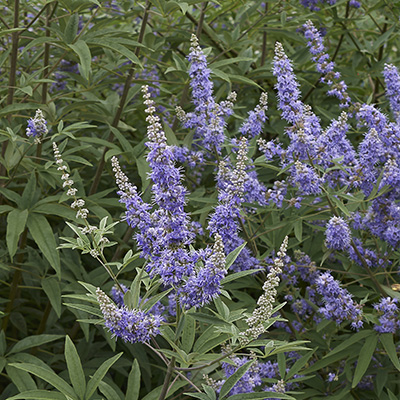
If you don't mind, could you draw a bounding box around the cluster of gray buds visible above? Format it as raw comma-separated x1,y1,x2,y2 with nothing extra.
53,142,88,221
240,236,288,343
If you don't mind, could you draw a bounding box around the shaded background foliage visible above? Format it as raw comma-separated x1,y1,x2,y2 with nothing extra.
0,0,400,399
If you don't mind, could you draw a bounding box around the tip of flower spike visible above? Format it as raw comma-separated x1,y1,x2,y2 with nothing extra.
260,92,268,106
190,33,199,47
274,42,285,57
141,85,149,95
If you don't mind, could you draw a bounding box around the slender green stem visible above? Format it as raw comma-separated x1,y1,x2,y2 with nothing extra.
145,342,202,393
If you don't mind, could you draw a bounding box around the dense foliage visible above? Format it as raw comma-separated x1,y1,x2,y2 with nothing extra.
1,1,400,399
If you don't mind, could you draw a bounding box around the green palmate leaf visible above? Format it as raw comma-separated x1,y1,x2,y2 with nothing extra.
42,277,62,318
211,57,254,69
372,24,397,52
0,187,21,206
141,288,172,313
87,39,142,66
6,209,28,261
329,194,350,217
0,357,6,374
79,281,98,296
214,297,229,320
181,314,196,353
136,155,151,191
7,390,68,400
380,333,400,372
0,103,39,118
98,381,122,400
227,74,263,89
65,336,86,400
0,204,14,215
303,348,351,375
126,359,141,400
142,381,187,400
322,330,373,359
8,363,77,399
64,303,103,318
7,334,64,355
352,332,378,388
64,13,79,44
68,40,92,81
210,68,231,83
387,388,398,400
193,325,219,353
225,242,247,270
277,353,286,379
33,203,75,220
186,394,212,400
195,334,231,355
219,360,254,399
221,269,262,284
293,219,302,242
109,126,133,154
164,123,179,145
286,349,316,379
203,386,217,400
189,312,230,327
6,364,37,392
85,353,123,399
20,172,37,209
27,213,60,276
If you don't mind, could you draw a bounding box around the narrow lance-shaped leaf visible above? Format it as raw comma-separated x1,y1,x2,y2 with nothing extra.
380,333,400,372
65,336,86,399
27,213,61,276
225,242,246,270
8,363,77,399
7,389,68,400
85,353,123,399
7,334,64,355
6,209,28,261
41,278,62,318
125,359,141,400
68,40,92,81
219,360,254,399
352,332,378,388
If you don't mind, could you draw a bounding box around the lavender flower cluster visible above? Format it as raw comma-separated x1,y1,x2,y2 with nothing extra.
300,0,360,12
26,109,48,143
112,86,228,313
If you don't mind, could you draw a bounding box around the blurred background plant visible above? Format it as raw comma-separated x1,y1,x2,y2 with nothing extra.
1,0,400,399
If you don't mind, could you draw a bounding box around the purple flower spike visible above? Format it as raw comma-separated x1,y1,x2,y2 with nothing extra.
325,216,351,250
273,42,303,124
303,20,351,108
26,109,48,143
374,297,400,333
383,64,400,123
316,272,363,329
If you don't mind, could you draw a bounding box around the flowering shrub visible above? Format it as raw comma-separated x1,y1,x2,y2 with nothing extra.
1,1,400,399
